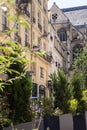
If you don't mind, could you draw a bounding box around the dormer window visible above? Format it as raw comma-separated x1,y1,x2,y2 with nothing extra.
57,28,67,41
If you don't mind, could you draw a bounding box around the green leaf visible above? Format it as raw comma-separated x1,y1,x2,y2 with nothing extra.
7,14,16,21
8,0,13,4
0,85,3,91
17,20,30,28
0,46,13,53
5,41,18,48
0,56,7,62
0,78,2,82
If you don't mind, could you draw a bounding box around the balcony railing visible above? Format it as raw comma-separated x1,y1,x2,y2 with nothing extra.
32,45,40,51
25,10,30,17
14,34,21,43
43,53,53,63
16,0,29,13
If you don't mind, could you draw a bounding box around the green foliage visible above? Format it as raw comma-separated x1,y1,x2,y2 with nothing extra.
71,73,84,100
73,45,87,89
53,107,63,116
82,90,87,110
69,99,78,115
43,97,54,115
50,70,71,113
71,72,86,114
0,94,11,127
0,0,32,125
5,74,32,124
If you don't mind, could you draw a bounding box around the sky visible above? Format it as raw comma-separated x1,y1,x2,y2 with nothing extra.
48,0,87,9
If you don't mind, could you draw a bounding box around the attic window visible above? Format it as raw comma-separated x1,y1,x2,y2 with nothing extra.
52,13,57,22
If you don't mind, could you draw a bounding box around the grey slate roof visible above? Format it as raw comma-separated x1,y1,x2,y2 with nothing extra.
61,5,87,26
61,6,87,12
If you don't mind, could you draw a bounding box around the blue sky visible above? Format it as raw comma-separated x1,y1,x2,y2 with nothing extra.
48,0,87,9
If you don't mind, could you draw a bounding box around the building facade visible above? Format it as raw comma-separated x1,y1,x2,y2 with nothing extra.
0,0,51,98
1,1,87,99
49,3,87,77
49,3,71,75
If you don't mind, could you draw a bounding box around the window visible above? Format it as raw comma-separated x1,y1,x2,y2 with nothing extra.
38,11,41,24
14,21,18,39
57,29,67,41
39,85,45,98
40,67,44,78
32,83,38,97
52,13,58,22
15,0,18,4
43,18,47,34
14,21,21,43
2,8,7,31
25,28,29,46
43,1,47,13
38,0,41,5
24,5,30,17
38,37,41,46
38,11,42,32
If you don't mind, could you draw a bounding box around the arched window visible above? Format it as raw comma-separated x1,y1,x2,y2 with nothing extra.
57,28,67,41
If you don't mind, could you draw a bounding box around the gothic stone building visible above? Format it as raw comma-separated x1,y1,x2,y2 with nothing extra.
49,3,87,76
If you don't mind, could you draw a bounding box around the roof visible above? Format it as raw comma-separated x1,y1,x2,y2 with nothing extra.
61,5,87,26
61,5,87,12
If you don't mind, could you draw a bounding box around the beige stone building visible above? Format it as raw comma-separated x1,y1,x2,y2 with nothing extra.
48,3,87,77
1,1,87,99
62,5,87,62
0,0,51,98
49,3,71,75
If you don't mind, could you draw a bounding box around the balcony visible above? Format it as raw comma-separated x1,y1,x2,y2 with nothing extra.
25,10,30,17
38,23,42,32
31,45,41,52
43,53,53,63
14,34,21,43
16,0,29,5
16,0,29,13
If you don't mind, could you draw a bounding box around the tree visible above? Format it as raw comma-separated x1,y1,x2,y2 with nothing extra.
0,0,33,126
5,74,32,124
50,70,71,113
71,72,86,114
73,45,87,89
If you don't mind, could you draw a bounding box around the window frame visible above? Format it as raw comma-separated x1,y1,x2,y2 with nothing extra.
57,28,67,41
